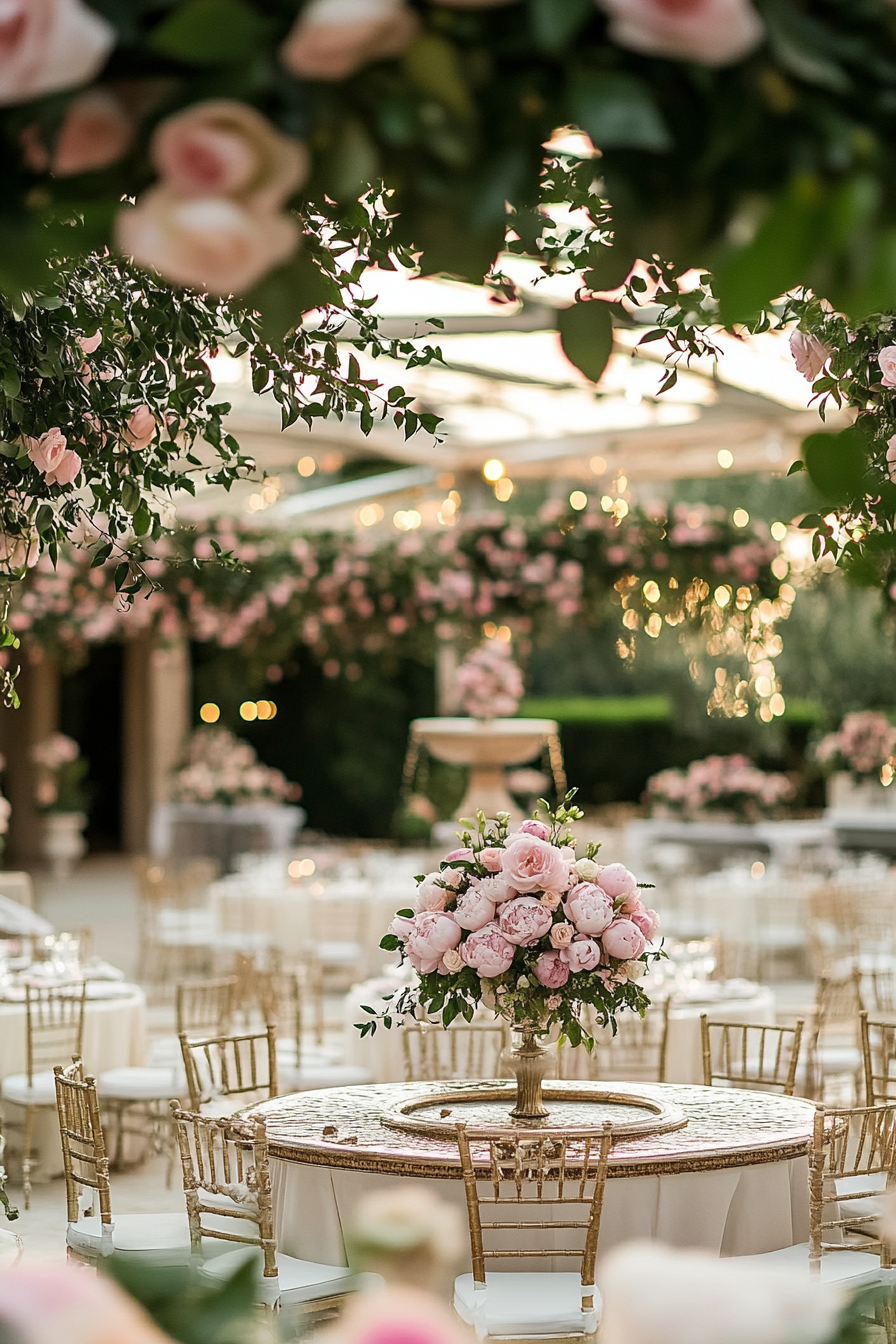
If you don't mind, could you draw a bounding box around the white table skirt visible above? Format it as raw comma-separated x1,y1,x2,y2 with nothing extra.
271,1152,809,1267
342,983,776,1087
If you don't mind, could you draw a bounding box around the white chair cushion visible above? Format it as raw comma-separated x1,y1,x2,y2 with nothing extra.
454,1273,599,1337
279,1064,372,1092
1,1071,57,1105
733,1243,883,1286
67,1212,237,1264
97,1066,186,1101
198,1246,357,1306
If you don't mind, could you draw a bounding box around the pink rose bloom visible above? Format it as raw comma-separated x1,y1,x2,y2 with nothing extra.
597,863,638,900
790,330,831,383
125,405,156,450
462,923,516,978
540,891,562,911
445,847,474,862
403,910,461,975
441,948,464,974
565,882,615,935
0,0,116,108
470,873,515,904
880,346,896,390
387,915,414,941
503,834,571,894
630,907,660,940
116,189,300,296
480,846,503,872
549,921,574,949
596,0,763,66
280,0,419,81
519,818,550,841
27,428,81,486
0,1261,173,1344
498,895,553,946
534,949,569,988
440,866,465,889
152,99,308,213
77,332,101,355
21,88,133,177
562,937,602,973
602,919,647,961
454,885,497,932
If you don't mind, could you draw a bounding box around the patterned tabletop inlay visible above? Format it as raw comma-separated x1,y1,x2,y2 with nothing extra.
254,1081,815,1179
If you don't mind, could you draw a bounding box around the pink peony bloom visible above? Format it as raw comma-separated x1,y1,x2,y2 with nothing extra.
27,428,81,486
388,914,414,941
21,88,133,177
445,847,474,862
789,329,831,383
549,921,574,949
280,0,419,81
565,882,615,935
0,0,116,108
0,1261,174,1344
480,846,503,872
453,885,497,932
125,405,156,450
413,876,449,913
880,346,896,390
534,949,569,988
597,862,638,900
630,907,660,939
562,937,602,973
503,833,571,894
152,99,308,213
498,895,553,946
403,910,462,975
469,873,515,905
519,818,550,841
602,919,647,961
462,923,516,978
596,0,764,67
116,188,300,296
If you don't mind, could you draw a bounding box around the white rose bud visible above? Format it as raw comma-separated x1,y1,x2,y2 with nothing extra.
574,857,601,881
621,960,645,982
442,949,464,974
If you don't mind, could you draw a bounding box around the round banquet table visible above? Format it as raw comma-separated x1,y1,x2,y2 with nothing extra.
342,981,776,1087
256,1080,813,1269
0,983,147,1177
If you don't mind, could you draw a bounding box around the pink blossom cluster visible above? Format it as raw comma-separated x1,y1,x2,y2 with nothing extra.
817,712,896,779
387,818,659,1028
30,733,80,771
646,754,794,818
170,727,299,806
455,641,525,719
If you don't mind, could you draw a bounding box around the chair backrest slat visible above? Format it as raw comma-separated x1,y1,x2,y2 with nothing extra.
401,1021,507,1083
809,1100,896,1271
179,1027,278,1111
701,1015,804,1095
26,983,87,1083
175,977,237,1038
560,1000,671,1083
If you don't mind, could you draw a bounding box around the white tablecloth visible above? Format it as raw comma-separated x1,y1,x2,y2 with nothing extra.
342,981,776,1087
0,984,147,1177
271,1152,809,1267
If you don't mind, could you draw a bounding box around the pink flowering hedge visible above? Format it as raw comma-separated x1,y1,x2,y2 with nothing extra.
361,796,660,1046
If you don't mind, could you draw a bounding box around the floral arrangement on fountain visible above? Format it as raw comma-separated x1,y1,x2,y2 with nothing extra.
816,712,896,784
169,727,300,808
456,641,525,721
30,734,88,812
645,755,794,821
364,794,660,1058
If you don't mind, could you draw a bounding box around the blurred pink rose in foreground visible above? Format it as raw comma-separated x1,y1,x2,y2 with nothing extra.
0,1261,173,1344
534,949,570,987
0,0,116,107
602,919,647,961
27,428,81,487
21,88,133,176
281,0,419,81
503,833,570,894
125,405,156,450
789,330,831,383
152,99,308,213
879,345,896,389
461,923,515,977
596,0,764,67
498,895,553,946
116,189,300,295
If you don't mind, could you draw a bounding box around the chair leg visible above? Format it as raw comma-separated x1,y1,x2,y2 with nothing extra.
21,1106,34,1212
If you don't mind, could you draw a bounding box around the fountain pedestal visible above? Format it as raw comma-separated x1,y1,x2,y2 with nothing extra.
411,717,559,820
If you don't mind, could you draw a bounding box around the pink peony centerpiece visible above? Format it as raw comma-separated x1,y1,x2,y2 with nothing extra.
361,793,660,1069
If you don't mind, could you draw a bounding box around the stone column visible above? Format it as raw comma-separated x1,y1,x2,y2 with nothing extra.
0,647,60,865
436,637,462,714
121,635,191,853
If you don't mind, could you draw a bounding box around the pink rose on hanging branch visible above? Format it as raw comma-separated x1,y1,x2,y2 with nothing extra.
20,88,134,177
789,330,832,383
280,0,419,81
27,429,81,487
0,0,115,107
595,0,764,67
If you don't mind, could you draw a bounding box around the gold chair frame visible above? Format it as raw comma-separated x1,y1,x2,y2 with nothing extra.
401,1021,508,1083
860,1012,896,1105
179,1026,278,1113
175,976,237,1039
560,1000,671,1084
53,1056,113,1263
809,1100,896,1272
700,1015,805,1096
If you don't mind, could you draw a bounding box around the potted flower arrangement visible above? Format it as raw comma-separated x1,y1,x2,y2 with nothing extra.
456,642,525,722
816,713,896,812
361,793,660,1120
645,755,794,823
170,727,299,807
30,734,89,878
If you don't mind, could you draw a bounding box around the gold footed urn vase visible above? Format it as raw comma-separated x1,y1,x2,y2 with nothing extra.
507,1025,552,1121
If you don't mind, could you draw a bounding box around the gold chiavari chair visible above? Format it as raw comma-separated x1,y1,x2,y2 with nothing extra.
0,981,87,1207
861,1013,896,1105
298,949,326,1047
170,1105,360,1315
257,969,369,1092
401,1021,508,1083
806,969,864,1101
454,1120,613,1340
136,857,219,985
735,1100,896,1286
860,967,896,1018
700,1015,805,1096
176,976,237,1038
559,1001,671,1083
179,1027,278,1115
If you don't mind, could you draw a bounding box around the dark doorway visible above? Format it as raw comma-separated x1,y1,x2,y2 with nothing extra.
59,644,123,851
